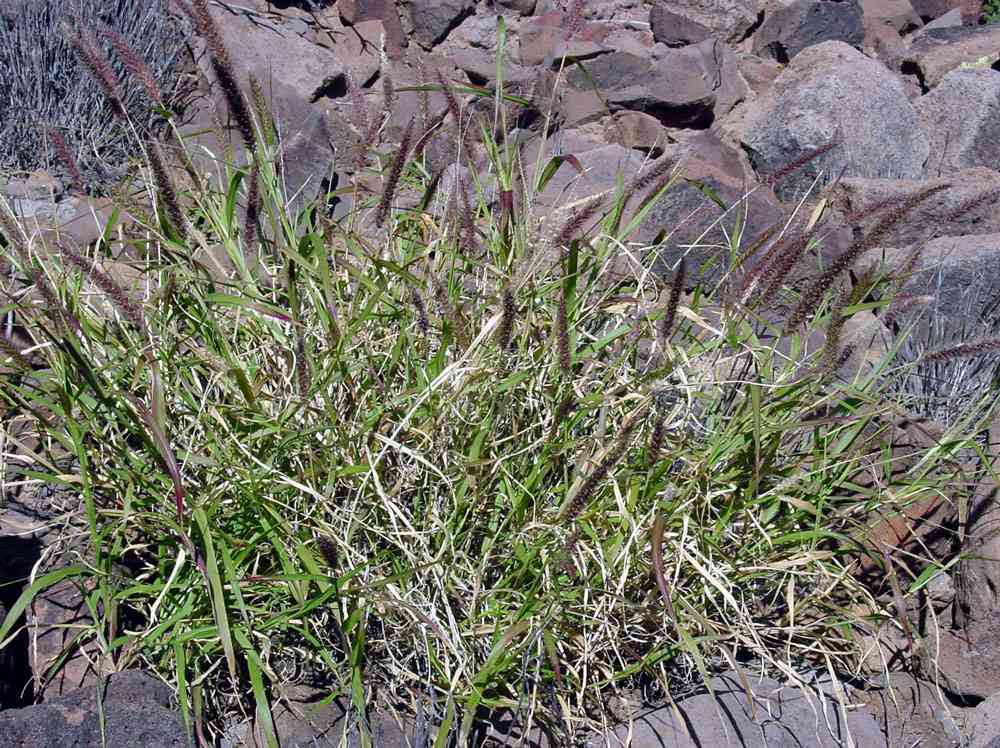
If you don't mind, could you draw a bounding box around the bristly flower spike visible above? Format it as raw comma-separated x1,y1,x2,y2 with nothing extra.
98,23,163,107
375,117,415,227
189,0,257,152
67,24,127,120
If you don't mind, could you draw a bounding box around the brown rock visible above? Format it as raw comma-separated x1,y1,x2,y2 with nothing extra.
631,131,785,280
860,0,923,31
910,0,962,18
339,0,408,57
28,577,99,698
603,111,674,154
649,4,712,47
826,169,1000,247
859,673,967,747
905,24,1000,89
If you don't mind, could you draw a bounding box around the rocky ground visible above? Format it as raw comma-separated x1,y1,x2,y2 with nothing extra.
4,0,1000,745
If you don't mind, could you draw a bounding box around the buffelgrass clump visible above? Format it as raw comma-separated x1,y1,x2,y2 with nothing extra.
0,0,185,189
0,19,987,748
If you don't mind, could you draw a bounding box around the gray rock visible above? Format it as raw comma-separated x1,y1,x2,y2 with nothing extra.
741,42,929,201
649,4,712,47
911,6,962,34
632,131,785,280
930,467,1000,700
968,691,1000,748
0,670,186,747
753,0,866,62
591,672,884,747
905,24,1000,89
406,0,476,47
652,0,762,44
916,68,1000,175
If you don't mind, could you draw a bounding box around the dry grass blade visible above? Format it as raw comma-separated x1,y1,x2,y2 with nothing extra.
651,513,680,629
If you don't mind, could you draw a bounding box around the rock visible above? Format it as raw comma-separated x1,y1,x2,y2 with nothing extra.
632,131,785,279
735,52,784,97
741,42,929,201
968,691,1000,748
649,4,712,47
916,68,1000,175
0,670,186,747
221,686,414,747
904,24,1000,90
752,0,866,62
406,0,476,47
860,0,923,31
28,577,100,698
450,12,512,49
859,673,967,747
497,0,537,15
827,168,1000,247
910,0,962,19
518,10,611,67
190,5,371,206
935,463,1000,699
528,142,645,207
592,672,884,747
862,13,912,69
565,39,748,130
1,171,63,201
932,624,1000,699
603,111,674,154
911,7,964,37
650,0,762,44
338,0,408,56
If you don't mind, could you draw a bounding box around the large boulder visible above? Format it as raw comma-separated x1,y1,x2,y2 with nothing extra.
0,670,186,746
916,68,1000,176
904,24,1000,89
752,0,866,62
741,42,929,201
